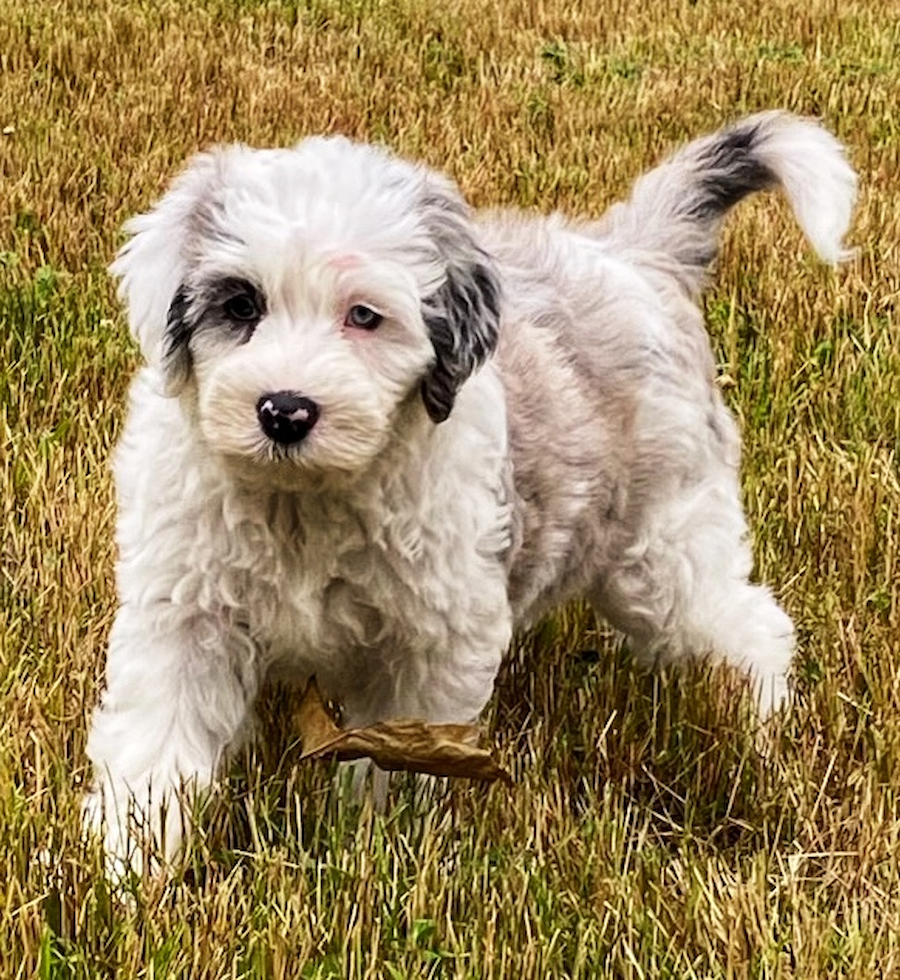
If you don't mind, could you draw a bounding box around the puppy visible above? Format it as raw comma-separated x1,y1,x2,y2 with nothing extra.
85,112,856,870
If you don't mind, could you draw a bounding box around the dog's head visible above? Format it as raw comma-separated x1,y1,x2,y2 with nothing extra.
112,137,501,476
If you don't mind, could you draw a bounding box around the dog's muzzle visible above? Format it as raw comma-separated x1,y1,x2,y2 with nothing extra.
256,391,320,445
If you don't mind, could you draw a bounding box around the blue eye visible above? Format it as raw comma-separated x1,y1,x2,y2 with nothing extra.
346,305,383,330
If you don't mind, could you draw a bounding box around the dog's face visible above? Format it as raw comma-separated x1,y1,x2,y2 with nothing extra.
112,137,501,478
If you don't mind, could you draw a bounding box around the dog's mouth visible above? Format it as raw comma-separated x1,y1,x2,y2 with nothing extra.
259,440,306,463
216,441,329,494
212,419,370,489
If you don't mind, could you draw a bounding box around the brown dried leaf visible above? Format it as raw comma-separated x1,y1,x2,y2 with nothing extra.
294,677,345,754
295,678,511,784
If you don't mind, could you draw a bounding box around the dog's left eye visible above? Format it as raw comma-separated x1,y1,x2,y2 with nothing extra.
345,305,383,330
223,293,261,323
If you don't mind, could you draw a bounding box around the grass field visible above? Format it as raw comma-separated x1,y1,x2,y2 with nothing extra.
2,0,899,975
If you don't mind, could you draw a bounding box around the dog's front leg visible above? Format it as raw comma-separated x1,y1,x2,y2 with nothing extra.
83,602,258,876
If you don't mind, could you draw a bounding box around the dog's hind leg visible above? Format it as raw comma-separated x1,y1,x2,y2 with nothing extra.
591,478,794,717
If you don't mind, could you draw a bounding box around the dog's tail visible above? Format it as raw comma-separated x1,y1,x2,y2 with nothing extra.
598,111,856,293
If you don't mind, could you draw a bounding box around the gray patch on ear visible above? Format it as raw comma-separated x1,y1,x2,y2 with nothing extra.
163,287,193,393
418,187,502,423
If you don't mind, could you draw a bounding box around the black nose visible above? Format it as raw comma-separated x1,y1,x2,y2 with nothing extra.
256,391,320,445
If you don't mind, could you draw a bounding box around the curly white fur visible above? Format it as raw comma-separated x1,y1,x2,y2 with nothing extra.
84,112,856,871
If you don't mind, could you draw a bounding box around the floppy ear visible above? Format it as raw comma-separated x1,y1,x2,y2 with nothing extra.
109,152,221,395
161,287,194,394
417,180,502,423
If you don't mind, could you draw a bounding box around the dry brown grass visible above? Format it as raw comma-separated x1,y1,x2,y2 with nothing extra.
2,0,899,976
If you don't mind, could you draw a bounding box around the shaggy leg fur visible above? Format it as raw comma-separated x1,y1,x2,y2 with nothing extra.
83,607,259,873
591,481,794,715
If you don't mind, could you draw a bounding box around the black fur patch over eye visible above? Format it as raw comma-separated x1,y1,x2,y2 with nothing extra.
216,279,266,334
162,278,268,394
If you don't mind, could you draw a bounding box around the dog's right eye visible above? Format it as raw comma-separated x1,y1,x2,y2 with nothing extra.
223,293,261,323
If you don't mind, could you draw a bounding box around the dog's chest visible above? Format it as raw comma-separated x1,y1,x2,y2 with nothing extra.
234,490,485,679
239,496,379,651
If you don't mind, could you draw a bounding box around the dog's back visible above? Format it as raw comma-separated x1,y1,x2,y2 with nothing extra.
485,115,855,697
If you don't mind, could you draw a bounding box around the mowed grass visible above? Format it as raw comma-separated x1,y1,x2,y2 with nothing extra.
2,0,899,975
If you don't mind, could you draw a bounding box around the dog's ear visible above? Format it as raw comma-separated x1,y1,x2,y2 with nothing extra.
110,152,222,396
417,180,502,423
162,287,194,394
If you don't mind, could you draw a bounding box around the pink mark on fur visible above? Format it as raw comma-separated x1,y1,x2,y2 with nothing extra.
328,253,363,273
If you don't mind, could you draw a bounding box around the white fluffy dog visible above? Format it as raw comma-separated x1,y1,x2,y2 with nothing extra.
85,112,856,870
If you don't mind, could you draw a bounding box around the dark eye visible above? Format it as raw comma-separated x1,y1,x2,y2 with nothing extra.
223,292,261,323
346,304,383,330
